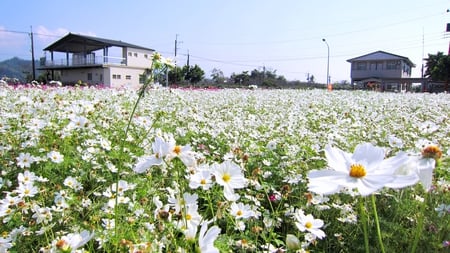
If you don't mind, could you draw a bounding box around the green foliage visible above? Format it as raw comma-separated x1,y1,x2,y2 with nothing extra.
425,52,450,82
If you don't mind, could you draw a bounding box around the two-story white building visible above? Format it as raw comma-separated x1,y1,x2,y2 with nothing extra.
38,33,155,88
347,51,425,92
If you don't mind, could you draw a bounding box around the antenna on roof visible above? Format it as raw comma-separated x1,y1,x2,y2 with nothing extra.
421,27,424,78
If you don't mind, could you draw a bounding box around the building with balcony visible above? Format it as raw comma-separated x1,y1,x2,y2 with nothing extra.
38,33,155,88
347,51,425,92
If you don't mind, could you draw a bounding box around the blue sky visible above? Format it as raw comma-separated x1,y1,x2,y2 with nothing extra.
1,0,449,83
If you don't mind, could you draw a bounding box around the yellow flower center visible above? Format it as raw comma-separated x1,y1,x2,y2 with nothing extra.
173,146,181,155
236,210,243,216
421,145,442,161
185,214,192,220
305,221,313,229
349,164,366,178
222,173,231,183
200,179,206,185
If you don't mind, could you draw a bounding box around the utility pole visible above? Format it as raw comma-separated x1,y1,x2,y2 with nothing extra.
186,50,190,67
174,34,182,84
30,26,36,81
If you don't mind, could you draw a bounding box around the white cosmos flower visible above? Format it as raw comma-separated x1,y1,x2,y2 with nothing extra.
56,230,94,252
168,192,198,214
111,179,136,194
15,182,39,198
189,166,213,190
293,209,326,239
211,160,247,201
388,135,404,148
308,143,410,196
102,218,115,230
229,202,255,219
63,176,83,191
17,170,38,184
67,115,89,130
16,152,34,168
47,151,64,164
175,203,202,230
167,141,197,168
0,237,13,252
385,155,435,191
133,136,172,173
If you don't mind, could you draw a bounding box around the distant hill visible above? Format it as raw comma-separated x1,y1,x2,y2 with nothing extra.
0,57,39,82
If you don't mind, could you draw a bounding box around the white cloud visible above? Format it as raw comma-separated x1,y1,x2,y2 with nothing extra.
35,25,69,42
35,25,97,43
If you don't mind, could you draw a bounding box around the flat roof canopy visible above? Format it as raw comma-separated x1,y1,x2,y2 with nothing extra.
43,33,154,53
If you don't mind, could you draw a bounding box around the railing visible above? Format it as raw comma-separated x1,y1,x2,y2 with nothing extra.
40,56,126,67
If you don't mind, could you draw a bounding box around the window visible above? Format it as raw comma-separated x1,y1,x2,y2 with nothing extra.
112,74,121,79
377,62,383,70
387,61,399,70
134,53,138,57
126,75,131,80
87,73,92,81
356,62,367,70
128,52,132,57
144,54,148,59
139,74,145,84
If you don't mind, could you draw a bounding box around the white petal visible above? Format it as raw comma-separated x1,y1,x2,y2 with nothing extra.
417,158,435,190
223,186,240,201
324,145,350,172
377,152,410,174
199,222,220,253
133,156,161,173
353,143,384,169
356,175,393,196
385,174,419,189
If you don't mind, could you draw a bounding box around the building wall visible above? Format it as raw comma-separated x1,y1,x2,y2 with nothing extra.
123,47,154,68
350,59,412,80
60,68,105,85
108,65,147,89
59,65,147,88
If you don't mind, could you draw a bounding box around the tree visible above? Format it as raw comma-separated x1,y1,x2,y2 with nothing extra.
183,64,205,84
231,68,288,87
425,52,450,91
211,68,225,84
231,71,250,85
168,66,184,84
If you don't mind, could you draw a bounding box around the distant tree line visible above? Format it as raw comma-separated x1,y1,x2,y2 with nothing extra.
2,52,450,91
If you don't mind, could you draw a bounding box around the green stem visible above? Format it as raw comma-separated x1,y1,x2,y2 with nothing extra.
410,192,427,253
114,64,154,249
206,191,216,220
371,194,386,253
359,197,370,253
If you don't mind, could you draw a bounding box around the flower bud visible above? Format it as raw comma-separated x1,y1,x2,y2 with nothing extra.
286,234,301,250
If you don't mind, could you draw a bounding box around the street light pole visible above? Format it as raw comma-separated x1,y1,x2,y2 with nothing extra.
322,38,330,88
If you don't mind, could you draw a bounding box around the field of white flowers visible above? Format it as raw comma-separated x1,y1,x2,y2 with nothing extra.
0,85,449,252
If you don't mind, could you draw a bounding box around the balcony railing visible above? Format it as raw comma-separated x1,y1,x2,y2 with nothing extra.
40,55,126,68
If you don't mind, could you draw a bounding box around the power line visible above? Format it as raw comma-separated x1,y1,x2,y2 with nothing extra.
0,29,60,38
